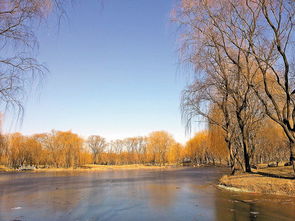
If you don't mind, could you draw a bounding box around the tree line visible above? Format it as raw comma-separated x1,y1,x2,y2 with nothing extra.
0,131,182,168
0,127,289,170
174,0,295,174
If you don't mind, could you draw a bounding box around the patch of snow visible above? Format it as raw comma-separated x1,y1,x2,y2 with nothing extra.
11,207,22,210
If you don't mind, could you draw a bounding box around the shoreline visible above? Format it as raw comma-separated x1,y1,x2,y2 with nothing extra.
0,164,186,173
0,163,224,173
218,166,295,197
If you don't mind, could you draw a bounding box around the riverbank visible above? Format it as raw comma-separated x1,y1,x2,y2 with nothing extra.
0,164,176,173
219,166,295,196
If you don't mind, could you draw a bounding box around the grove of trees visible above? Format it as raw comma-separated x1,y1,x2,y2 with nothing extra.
0,130,185,168
0,127,289,171
174,0,295,174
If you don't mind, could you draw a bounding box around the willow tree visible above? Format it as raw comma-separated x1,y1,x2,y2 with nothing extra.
0,1,68,169
0,0,66,115
176,0,241,173
176,0,264,173
175,0,295,173
245,0,295,173
179,0,295,173
87,135,107,164
147,131,175,166
185,131,211,164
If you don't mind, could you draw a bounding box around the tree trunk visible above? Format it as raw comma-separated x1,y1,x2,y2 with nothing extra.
228,144,236,175
242,139,251,173
290,142,295,174
236,110,251,173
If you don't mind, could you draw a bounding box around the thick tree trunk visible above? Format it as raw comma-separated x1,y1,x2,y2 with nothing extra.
290,142,295,174
237,119,251,173
242,139,251,173
226,141,236,175
230,160,235,175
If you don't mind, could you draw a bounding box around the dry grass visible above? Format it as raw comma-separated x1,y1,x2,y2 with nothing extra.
219,166,295,196
38,164,167,172
256,162,290,169
81,164,167,170
0,164,170,173
0,165,13,172
253,166,294,178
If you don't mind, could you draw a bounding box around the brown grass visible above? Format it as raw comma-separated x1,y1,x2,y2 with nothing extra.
254,166,294,178
39,164,168,172
0,165,13,172
0,164,171,173
219,166,295,196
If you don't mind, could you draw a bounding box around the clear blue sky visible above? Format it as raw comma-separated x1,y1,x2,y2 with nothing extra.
5,0,201,143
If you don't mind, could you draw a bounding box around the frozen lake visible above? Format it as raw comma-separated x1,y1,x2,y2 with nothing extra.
0,167,294,221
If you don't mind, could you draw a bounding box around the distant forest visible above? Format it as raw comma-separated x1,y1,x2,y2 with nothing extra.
0,125,289,170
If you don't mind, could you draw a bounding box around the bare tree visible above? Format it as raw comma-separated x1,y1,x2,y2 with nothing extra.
176,5,255,173
245,0,295,173
87,135,107,164
0,0,65,118
179,0,295,173
175,0,284,173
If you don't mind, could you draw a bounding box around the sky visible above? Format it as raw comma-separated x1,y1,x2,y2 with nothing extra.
4,0,202,143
